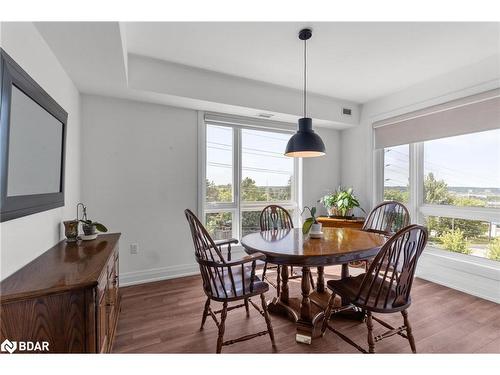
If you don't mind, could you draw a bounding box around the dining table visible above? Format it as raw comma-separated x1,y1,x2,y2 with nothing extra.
241,227,387,344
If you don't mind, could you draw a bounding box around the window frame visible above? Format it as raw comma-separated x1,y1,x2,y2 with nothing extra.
376,133,500,250
198,112,300,242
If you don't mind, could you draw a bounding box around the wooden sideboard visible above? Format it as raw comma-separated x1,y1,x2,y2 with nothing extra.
317,216,365,229
0,233,121,353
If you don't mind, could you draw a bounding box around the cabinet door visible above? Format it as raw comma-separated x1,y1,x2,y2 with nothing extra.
106,252,120,351
97,291,108,353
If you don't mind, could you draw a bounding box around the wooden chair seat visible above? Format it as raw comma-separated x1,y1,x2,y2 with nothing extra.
327,275,411,313
211,266,269,301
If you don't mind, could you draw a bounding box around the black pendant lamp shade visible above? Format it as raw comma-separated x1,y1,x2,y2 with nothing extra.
284,118,325,157
285,28,326,158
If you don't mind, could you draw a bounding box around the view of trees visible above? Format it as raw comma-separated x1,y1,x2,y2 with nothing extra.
384,172,495,258
438,228,472,255
488,238,500,261
205,177,292,239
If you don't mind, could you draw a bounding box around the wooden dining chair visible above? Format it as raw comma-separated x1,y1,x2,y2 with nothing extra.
359,201,410,271
184,209,276,353
259,205,315,291
362,201,410,236
321,224,428,353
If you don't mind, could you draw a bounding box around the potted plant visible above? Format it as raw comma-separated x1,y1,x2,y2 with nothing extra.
77,203,108,240
320,186,365,218
302,206,322,235
319,194,337,216
80,219,108,237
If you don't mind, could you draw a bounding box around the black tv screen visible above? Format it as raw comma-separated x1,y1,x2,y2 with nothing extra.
0,48,67,222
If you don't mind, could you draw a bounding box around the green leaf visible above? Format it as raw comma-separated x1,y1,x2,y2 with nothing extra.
94,223,108,232
302,218,314,234
310,206,316,217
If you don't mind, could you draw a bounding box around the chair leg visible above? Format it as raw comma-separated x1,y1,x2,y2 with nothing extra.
200,297,210,330
244,298,250,317
402,309,417,353
262,262,268,279
321,293,336,336
366,311,375,353
216,302,228,354
260,293,276,348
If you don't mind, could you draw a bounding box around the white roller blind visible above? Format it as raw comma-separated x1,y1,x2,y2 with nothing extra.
373,89,500,149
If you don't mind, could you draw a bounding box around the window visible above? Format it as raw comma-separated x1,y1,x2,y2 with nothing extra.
206,125,233,203
202,119,298,241
424,216,499,261
423,130,500,209
378,128,500,261
383,144,409,203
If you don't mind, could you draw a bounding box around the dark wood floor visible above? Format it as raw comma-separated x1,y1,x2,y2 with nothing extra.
112,266,500,353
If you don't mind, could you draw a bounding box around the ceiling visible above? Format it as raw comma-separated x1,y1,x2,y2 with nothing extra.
124,22,500,103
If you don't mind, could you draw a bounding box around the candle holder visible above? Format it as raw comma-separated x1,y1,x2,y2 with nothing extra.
63,220,79,242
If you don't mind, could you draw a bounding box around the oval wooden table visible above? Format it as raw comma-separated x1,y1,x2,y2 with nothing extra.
241,227,387,344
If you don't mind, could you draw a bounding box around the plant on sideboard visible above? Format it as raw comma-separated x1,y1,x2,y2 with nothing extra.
319,186,365,218
77,203,108,237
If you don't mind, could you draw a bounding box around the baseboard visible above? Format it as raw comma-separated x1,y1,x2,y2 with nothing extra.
120,248,247,287
119,263,200,287
416,247,500,304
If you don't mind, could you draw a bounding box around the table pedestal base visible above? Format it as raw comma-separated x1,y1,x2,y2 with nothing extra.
266,264,365,344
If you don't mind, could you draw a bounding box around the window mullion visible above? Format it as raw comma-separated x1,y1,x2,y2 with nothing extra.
410,142,424,224
234,127,241,240
374,148,384,205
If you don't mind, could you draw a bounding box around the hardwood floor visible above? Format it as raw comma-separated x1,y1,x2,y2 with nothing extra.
112,266,500,353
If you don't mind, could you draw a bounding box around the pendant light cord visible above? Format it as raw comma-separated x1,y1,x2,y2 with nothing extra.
303,37,307,118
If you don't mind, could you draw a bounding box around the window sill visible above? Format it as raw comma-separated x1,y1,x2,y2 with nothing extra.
416,246,500,304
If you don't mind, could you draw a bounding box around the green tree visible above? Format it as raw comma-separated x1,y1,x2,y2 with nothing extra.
424,173,453,204
439,228,471,255
241,177,266,201
241,211,262,236
383,188,409,203
205,179,231,202
424,173,488,240
487,238,500,261
453,196,486,208
205,212,232,240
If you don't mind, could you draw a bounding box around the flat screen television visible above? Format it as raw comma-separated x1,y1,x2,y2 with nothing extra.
0,48,68,222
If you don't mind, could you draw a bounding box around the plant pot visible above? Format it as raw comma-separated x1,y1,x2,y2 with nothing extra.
82,223,97,236
311,223,322,234
327,207,337,217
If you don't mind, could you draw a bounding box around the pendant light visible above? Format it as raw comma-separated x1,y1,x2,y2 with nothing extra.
285,28,326,158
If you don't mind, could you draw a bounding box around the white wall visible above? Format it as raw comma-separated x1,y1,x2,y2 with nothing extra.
0,22,81,280
303,127,342,216
81,95,199,284
81,94,342,285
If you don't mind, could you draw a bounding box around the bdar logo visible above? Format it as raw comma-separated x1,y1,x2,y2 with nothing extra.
1,339,17,354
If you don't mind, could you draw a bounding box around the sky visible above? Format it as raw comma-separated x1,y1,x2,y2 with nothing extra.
206,125,294,186
385,128,500,188
208,125,500,189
